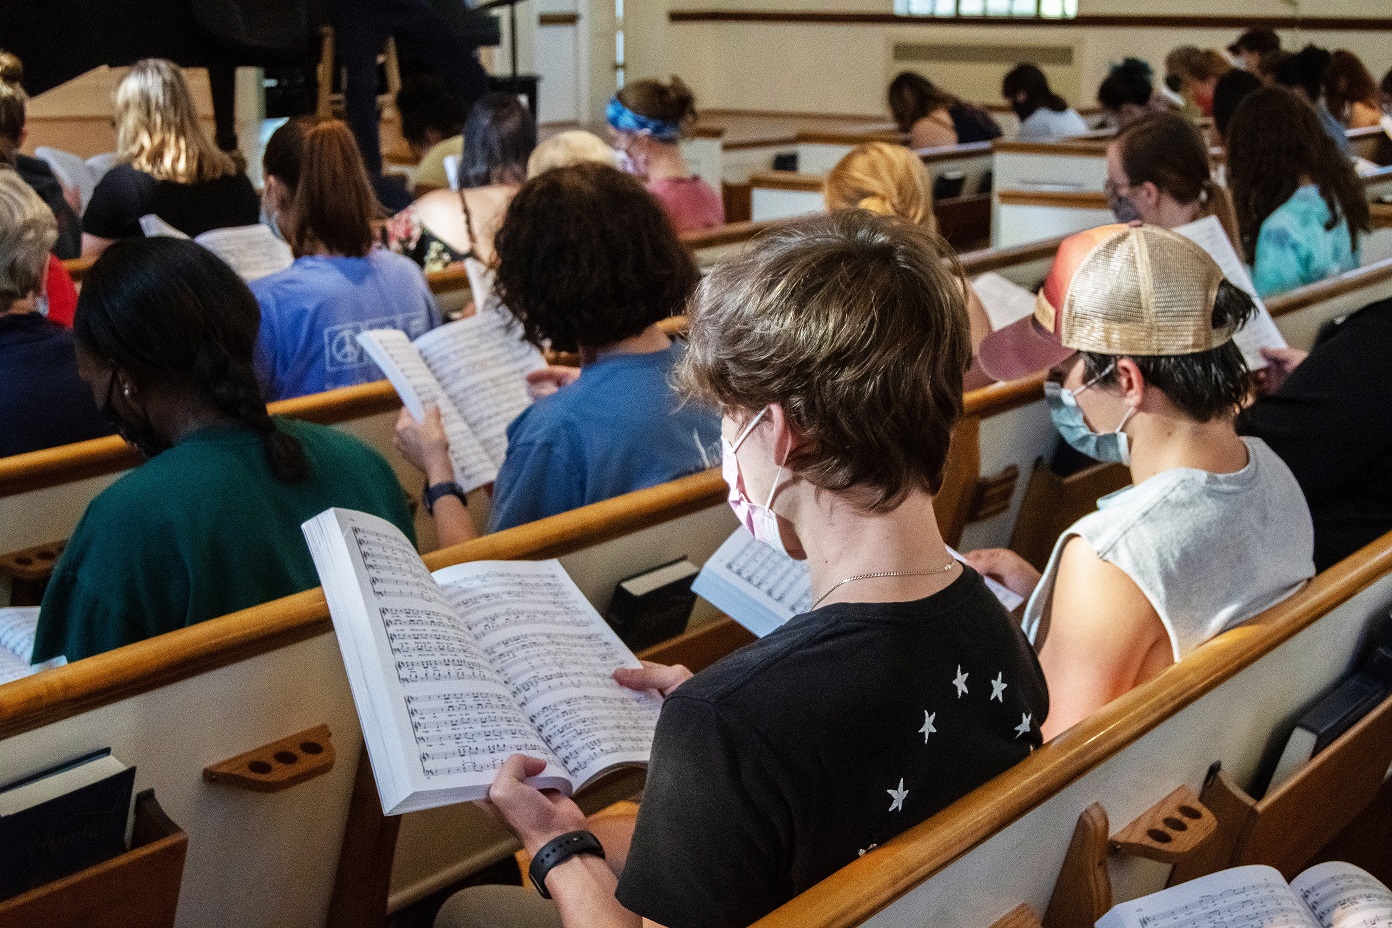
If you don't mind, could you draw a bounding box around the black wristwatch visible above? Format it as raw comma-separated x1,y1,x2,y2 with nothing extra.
528,830,605,899
423,480,467,515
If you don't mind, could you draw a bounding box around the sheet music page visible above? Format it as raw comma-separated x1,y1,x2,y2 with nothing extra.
0,606,40,663
1291,862,1392,928
971,272,1039,331
1174,215,1288,370
414,312,547,467
138,214,190,239
691,529,1027,638
435,560,662,788
356,329,498,491
1096,865,1319,928
304,508,564,815
193,225,293,281
690,526,813,637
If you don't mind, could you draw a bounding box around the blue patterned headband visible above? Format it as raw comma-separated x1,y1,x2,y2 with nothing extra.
605,97,682,144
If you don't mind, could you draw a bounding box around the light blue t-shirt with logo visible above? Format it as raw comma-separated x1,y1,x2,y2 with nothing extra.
488,343,722,532
1251,185,1360,299
253,248,440,401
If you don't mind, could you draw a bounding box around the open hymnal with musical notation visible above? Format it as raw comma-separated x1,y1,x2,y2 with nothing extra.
138,214,294,281
1097,862,1392,928
1173,215,1288,371
690,527,1026,638
303,507,662,815
357,306,547,493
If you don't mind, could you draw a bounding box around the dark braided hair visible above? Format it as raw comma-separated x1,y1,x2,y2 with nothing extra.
74,237,310,482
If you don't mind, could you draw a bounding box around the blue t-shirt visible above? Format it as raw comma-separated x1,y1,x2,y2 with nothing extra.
1251,185,1360,299
252,249,440,401
488,344,721,532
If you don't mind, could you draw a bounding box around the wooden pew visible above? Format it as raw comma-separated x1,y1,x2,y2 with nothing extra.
748,531,1392,928
992,189,1112,250
0,472,742,928
795,128,906,175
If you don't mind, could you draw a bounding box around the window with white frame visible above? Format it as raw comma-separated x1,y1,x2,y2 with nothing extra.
895,0,1078,17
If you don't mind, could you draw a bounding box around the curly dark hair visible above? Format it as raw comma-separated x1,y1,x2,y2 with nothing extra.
492,163,698,354
1226,85,1369,263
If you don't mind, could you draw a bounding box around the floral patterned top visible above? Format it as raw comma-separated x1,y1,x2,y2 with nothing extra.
382,204,472,274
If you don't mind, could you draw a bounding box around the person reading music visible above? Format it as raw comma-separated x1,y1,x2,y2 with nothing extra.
433,210,1049,928
81,59,259,257
0,170,112,456
605,77,724,233
254,116,440,401
393,163,720,545
32,237,415,664
1104,114,1239,246
966,224,1314,740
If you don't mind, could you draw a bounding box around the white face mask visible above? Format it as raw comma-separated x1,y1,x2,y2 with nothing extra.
721,407,791,555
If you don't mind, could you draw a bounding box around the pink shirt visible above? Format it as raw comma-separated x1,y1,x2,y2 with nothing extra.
647,176,725,233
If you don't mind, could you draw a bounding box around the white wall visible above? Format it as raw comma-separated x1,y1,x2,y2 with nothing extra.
621,0,1392,117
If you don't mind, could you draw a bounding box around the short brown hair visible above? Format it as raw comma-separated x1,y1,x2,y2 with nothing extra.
616,77,698,137
263,116,376,259
0,80,25,147
1114,114,1239,246
678,211,970,511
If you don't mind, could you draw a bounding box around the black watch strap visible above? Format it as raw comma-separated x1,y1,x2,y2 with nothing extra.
528,830,605,899
423,480,467,515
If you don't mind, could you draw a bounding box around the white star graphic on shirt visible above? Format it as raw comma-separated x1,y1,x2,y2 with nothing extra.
952,665,969,697
990,672,1008,702
1014,713,1033,738
858,843,878,857
886,778,908,812
919,711,937,742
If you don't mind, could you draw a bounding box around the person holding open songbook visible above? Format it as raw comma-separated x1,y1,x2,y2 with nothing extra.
436,211,1048,928
1104,114,1239,245
31,237,415,664
393,163,720,543
253,116,440,401
966,224,1315,741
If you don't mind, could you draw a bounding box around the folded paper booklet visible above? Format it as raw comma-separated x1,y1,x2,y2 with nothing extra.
971,272,1039,332
357,306,546,492
691,527,1026,638
138,214,293,281
1173,215,1288,370
1097,861,1392,928
303,508,661,815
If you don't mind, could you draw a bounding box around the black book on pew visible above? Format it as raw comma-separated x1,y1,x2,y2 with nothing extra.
1096,861,1392,928
606,558,698,652
0,748,135,901
1263,618,1392,795
303,508,662,815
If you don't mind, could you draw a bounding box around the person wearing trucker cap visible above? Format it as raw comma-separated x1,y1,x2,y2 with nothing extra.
966,224,1313,740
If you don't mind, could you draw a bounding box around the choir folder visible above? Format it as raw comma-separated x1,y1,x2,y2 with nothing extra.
303,508,661,815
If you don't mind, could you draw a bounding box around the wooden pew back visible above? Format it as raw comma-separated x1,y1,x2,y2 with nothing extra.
751,532,1392,928
0,472,737,928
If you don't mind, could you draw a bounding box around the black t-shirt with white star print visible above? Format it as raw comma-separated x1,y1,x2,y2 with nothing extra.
615,566,1048,928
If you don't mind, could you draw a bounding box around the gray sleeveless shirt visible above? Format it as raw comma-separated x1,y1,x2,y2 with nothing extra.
1023,438,1315,661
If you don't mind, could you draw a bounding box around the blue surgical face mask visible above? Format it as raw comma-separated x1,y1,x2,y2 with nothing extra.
1045,362,1137,465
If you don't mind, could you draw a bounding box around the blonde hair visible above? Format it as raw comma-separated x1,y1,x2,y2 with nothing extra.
0,169,57,312
824,142,937,232
114,59,236,184
527,130,615,178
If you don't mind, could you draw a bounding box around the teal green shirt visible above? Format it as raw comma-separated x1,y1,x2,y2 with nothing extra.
34,418,414,663
1251,185,1360,299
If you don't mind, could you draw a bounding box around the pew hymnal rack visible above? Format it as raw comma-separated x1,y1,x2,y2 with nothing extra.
357,308,546,492
1097,862,1391,928
303,508,661,815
